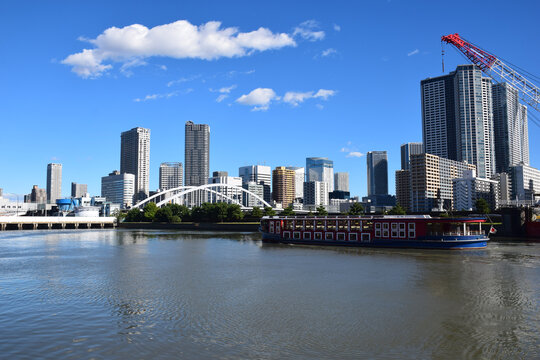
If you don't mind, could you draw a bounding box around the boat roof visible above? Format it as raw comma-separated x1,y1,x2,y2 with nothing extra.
261,215,486,222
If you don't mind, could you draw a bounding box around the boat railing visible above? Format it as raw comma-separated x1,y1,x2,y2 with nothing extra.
428,230,485,236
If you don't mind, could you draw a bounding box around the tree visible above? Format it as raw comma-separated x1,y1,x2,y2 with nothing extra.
251,206,263,218
316,205,328,215
143,202,158,222
387,205,406,215
167,203,190,221
112,209,126,222
124,208,144,222
280,205,295,216
348,202,364,215
227,204,244,221
264,206,276,216
475,198,491,214
154,206,173,223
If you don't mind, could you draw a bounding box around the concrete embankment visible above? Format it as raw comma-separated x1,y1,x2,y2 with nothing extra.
118,222,260,232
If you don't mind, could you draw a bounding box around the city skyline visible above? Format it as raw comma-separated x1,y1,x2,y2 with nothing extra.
1,1,539,200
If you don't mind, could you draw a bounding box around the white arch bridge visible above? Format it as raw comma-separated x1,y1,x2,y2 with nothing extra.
132,184,273,210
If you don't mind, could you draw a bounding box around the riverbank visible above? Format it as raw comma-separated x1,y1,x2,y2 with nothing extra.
118,222,260,232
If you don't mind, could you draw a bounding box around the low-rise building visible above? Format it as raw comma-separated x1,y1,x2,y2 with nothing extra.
453,170,500,211
101,170,135,209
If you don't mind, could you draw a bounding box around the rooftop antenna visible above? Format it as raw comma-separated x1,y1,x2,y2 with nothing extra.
441,41,445,73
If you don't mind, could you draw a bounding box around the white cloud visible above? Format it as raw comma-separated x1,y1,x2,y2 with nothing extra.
210,84,236,93
333,24,341,32
216,94,228,103
321,48,337,57
159,65,167,70
63,20,296,78
134,91,178,102
407,49,420,56
283,89,336,106
346,152,364,158
293,20,325,41
236,88,277,111
316,104,324,110
167,74,200,87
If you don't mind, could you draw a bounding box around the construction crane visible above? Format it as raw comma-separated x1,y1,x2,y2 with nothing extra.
441,33,540,113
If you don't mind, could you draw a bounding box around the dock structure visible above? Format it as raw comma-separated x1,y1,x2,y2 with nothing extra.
0,216,116,231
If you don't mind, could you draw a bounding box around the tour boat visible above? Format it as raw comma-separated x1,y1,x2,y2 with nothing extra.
259,215,490,250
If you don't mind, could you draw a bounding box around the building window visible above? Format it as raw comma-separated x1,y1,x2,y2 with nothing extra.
325,232,334,241
314,232,323,240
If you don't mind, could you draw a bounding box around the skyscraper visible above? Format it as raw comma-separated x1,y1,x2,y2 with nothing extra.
101,170,135,208
159,162,183,190
71,182,88,198
492,83,529,173
238,165,272,203
272,167,295,207
286,166,305,200
185,121,210,187
400,143,423,171
46,163,62,203
334,172,349,192
306,157,334,192
421,65,495,178
366,151,388,196
121,127,150,202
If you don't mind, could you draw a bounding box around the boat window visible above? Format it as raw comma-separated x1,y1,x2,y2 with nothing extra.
338,220,348,231
399,223,406,238
326,220,336,231
325,232,334,240
362,221,373,232
283,231,291,239
305,220,314,231
269,221,275,233
314,232,323,240
408,223,416,238
350,219,361,231
293,232,301,239
261,220,269,232
303,232,312,240
382,223,389,238
316,220,325,231
337,232,346,241
285,220,294,230
361,233,371,242
391,223,398,238
295,221,304,231
349,233,358,242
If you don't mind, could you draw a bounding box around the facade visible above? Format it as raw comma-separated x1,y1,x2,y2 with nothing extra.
71,182,88,198
334,172,349,192
272,167,295,207
410,153,476,212
239,165,272,203
421,65,495,178
329,190,350,200
306,157,334,192
492,83,529,173
453,170,499,211
509,164,540,201
303,181,329,206
395,169,411,211
366,151,388,196
286,166,305,200
120,127,150,202
400,143,423,171
208,171,243,204
27,185,47,204
101,170,135,208
159,162,183,190
492,172,511,202
185,121,210,187
46,163,62,204
243,181,265,207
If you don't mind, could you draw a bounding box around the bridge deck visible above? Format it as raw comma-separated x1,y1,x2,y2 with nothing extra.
0,216,116,230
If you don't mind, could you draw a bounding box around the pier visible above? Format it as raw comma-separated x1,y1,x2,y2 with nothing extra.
0,216,116,231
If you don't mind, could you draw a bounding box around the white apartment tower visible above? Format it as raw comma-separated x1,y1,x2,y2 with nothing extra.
159,162,183,190
334,172,349,192
286,166,305,200
120,127,150,202
185,121,210,187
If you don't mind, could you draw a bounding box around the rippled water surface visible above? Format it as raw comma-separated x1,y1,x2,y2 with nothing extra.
0,229,539,359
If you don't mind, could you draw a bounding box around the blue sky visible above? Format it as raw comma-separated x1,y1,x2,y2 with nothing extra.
1,0,539,199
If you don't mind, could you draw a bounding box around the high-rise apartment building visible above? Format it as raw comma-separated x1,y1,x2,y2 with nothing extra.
306,157,334,192
46,163,62,203
509,164,540,201
400,143,423,171
185,121,210,187
71,182,88,198
395,169,411,211
334,172,349,192
303,181,329,206
243,181,265,207
492,83,529,173
27,185,46,204
121,127,150,202
159,162,183,190
421,65,495,178
366,151,388,196
286,166,305,200
101,170,135,208
272,166,295,207
239,165,272,203
410,153,476,212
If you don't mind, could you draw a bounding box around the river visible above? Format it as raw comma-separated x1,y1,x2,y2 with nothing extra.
0,229,538,359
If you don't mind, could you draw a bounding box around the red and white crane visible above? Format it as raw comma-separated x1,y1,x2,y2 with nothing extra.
441,33,540,113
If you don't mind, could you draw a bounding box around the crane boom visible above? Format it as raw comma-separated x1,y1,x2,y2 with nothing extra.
441,33,540,111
